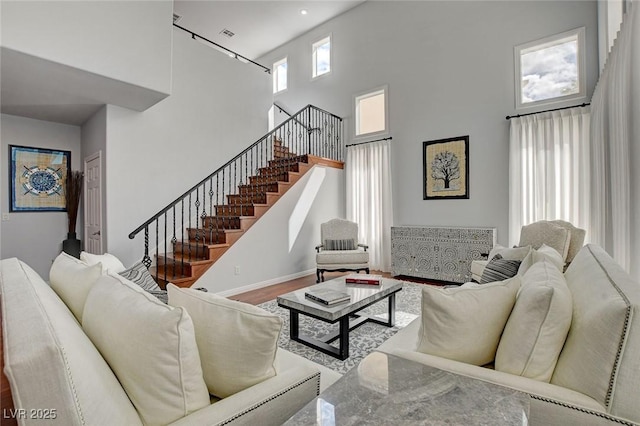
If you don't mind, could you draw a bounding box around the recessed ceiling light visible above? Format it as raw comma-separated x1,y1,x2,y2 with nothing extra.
300,9,308,15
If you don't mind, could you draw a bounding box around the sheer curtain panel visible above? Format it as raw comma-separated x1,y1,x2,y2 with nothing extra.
590,2,637,273
346,140,393,272
509,107,591,247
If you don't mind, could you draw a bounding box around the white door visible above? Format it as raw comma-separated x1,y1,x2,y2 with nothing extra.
84,152,103,254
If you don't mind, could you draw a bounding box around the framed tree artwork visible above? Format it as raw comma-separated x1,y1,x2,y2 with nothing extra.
9,145,70,212
423,136,469,200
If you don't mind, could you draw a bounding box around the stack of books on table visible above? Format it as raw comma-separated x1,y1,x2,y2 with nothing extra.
304,288,351,305
345,274,383,285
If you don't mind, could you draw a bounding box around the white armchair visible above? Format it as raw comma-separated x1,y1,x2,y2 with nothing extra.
470,220,586,282
315,218,370,282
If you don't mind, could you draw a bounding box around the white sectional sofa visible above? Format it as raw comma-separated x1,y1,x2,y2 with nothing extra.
0,257,340,426
379,244,640,426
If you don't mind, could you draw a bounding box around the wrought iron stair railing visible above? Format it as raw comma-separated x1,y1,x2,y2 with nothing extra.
128,104,343,284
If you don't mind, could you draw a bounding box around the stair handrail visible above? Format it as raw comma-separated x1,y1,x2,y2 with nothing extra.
128,104,342,240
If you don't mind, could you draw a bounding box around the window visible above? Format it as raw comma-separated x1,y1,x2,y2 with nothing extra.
312,36,331,78
355,87,387,137
515,27,586,109
273,57,287,93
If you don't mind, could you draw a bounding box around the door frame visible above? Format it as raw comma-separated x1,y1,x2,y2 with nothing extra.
83,151,103,254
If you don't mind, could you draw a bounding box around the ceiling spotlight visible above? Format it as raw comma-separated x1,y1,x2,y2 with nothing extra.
300,9,308,15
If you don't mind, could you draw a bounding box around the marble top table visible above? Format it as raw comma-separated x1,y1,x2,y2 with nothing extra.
277,277,403,360
285,352,530,425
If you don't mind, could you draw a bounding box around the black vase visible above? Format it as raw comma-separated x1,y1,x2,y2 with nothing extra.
63,232,82,259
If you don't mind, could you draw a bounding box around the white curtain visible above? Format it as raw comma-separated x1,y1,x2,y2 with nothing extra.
509,107,591,247
590,2,637,272
346,140,393,271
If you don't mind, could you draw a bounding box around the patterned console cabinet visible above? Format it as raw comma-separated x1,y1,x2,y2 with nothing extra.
391,226,497,284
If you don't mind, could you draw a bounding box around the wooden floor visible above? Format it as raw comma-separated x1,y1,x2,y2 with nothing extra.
232,270,392,304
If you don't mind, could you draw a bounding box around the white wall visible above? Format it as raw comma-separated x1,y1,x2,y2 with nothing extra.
81,107,108,249
631,2,640,280
104,30,273,267
1,114,81,278
259,1,599,246
200,166,345,294
1,0,172,95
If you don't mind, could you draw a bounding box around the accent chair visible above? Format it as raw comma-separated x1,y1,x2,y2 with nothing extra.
315,218,369,282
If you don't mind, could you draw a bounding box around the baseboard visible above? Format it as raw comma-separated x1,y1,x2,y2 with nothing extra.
216,268,316,297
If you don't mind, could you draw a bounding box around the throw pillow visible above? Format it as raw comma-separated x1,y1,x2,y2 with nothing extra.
118,261,161,291
495,260,572,382
80,251,126,273
519,244,565,275
49,252,104,322
417,277,520,366
480,254,521,284
82,274,209,425
487,244,531,262
167,284,282,398
324,239,356,250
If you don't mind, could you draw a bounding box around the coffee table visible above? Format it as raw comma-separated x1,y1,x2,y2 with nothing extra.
284,352,530,424
277,277,403,360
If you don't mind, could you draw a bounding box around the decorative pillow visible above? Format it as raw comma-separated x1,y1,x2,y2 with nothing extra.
49,252,104,321
148,290,168,304
495,260,572,382
480,254,521,284
324,239,356,250
80,251,126,273
167,284,282,398
519,221,571,261
417,277,520,365
82,274,209,425
519,244,565,275
118,261,161,291
488,244,531,262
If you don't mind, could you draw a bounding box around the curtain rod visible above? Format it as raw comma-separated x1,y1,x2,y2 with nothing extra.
346,136,393,147
505,103,590,120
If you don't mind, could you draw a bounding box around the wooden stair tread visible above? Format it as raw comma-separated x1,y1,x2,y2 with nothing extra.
187,227,244,234
157,254,212,266
177,243,231,249
215,203,269,208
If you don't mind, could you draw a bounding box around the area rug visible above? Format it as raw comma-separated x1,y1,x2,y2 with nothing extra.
258,282,424,374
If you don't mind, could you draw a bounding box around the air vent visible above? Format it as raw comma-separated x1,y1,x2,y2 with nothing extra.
219,28,235,38
173,13,182,24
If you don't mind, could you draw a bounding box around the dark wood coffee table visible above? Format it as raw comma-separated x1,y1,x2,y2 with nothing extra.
277,277,403,360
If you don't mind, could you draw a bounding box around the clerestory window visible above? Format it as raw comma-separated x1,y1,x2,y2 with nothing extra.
514,27,586,109
273,57,288,93
312,35,331,78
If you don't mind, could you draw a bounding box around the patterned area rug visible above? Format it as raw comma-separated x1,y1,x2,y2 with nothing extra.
258,282,424,374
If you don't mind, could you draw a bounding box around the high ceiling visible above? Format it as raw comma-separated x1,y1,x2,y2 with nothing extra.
173,1,365,61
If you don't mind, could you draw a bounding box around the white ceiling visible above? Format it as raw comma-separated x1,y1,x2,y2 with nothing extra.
0,1,365,126
173,1,365,61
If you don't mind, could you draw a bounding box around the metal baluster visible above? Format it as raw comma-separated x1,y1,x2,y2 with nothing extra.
208,178,214,253
172,205,176,280
216,174,220,245
188,193,192,261
156,219,160,283
143,227,151,268
164,212,167,283
181,199,185,277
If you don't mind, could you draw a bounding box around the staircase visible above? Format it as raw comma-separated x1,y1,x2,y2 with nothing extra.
128,105,344,288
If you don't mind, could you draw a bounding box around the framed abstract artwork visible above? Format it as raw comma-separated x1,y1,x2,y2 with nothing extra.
423,136,469,200
9,145,70,212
